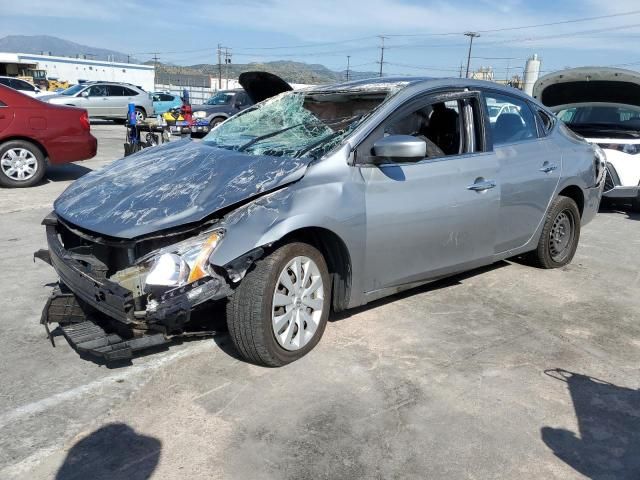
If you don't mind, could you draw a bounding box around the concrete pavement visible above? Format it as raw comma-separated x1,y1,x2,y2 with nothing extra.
1,123,639,479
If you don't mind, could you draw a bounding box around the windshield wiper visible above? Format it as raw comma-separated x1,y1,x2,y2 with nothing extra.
238,123,304,152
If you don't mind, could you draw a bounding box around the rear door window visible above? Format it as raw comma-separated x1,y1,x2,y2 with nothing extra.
106,85,126,96
483,92,538,146
122,87,138,97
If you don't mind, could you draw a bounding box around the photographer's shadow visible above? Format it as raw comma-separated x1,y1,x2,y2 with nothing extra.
55,423,161,480
541,369,640,479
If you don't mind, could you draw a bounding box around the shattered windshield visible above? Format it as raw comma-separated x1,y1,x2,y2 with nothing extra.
202,89,387,158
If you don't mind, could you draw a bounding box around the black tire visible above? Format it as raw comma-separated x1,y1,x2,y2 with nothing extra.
631,194,640,213
226,242,331,367
210,117,225,129
0,140,46,188
530,195,581,269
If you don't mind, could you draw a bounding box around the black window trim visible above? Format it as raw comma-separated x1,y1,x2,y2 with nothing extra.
532,104,556,137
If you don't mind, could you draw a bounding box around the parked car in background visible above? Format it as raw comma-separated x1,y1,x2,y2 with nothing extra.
0,76,47,98
152,92,183,114
0,84,97,187
190,89,254,137
487,101,521,124
41,81,154,122
534,67,640,211
38,72,605,366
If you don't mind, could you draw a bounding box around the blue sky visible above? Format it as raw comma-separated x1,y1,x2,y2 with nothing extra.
1,0,639,79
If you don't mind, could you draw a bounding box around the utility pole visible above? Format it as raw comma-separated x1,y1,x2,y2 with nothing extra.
505,58,511,85
152,53,160,87
127,54,130,64
217,43,222,90
346,56,351,81
224,48,231,89
377,35,387,78
464,32,479,79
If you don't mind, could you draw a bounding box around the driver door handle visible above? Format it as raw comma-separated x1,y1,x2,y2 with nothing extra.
467,180,497,192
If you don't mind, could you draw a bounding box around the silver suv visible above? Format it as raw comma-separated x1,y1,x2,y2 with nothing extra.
43,82,154,121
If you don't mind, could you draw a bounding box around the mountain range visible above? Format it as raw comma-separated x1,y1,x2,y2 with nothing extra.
0,35,378,84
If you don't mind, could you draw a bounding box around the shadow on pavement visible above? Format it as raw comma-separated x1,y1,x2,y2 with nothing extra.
331,260,510,322
46,163,93,182
541,369,640,479
55,423,161,480
599,199,639,221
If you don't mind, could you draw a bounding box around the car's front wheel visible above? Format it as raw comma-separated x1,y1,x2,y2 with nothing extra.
210,117,225,129
0,140,46,188
226,242,330,366
530,195,581,269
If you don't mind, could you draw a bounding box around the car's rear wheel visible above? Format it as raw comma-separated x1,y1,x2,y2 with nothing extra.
0,140,46,188
135,107,146,123
631,193,640,213
226,242,330,366
530,195,581,269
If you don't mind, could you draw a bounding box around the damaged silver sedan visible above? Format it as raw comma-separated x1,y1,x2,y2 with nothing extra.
37,72,606,366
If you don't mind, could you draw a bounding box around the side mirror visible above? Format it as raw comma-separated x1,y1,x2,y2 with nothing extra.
80,90,89,98
372,135,426,161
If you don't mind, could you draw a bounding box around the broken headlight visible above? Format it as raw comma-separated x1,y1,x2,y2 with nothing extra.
144,230,223,289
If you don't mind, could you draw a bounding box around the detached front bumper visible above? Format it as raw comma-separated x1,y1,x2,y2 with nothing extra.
36,216,231,361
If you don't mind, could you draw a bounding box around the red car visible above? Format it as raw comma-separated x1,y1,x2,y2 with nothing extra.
0,84,97,188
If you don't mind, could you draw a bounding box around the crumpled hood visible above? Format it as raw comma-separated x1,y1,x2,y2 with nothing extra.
54,140,309,239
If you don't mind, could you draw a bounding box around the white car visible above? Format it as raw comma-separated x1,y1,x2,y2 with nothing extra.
534,68,640,211
0,76,47,98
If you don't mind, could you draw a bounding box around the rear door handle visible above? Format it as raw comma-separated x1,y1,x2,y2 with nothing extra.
540,164,558,173
467,180,497,192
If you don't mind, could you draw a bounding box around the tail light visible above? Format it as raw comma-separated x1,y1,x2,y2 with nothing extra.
79,111,90,131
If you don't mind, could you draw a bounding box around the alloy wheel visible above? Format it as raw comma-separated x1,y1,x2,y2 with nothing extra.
272,256,324,351
135,109,145,122
0,148,38,181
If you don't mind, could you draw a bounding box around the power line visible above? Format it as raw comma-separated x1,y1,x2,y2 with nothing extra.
382,9,640,37
385,21,640,50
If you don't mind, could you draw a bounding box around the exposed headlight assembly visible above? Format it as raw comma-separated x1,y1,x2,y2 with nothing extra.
192,111,207,119
144,230,223,289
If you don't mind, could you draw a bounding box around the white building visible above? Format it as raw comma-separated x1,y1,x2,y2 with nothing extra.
0,52,155,91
